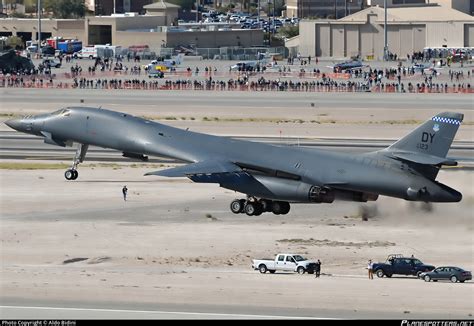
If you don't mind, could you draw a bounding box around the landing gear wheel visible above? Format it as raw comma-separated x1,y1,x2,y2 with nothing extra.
280,202,290,215
244,202,256,216
230,199,244,214
271,201,283,215
72,170,78,180
65,169,75,180
259,199,273,212
244,202,263,216
272,201,290,215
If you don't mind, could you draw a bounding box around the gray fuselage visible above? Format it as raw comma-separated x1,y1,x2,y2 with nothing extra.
8,107,462,203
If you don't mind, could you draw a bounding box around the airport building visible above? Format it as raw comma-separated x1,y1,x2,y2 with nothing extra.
296,2,474,59
0,2,264,52
85,0,154,16
285,0,367,19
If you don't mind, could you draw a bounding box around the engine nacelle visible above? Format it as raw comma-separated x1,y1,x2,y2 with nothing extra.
221,175,335,203
221,174,378,203
250,175,314,202
308,186,335,203
334,189,379,202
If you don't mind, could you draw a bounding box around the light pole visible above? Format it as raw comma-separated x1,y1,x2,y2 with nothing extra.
273,0,275,31
37,0,41,47
196,0,199,23
258,0,260,26
383,0,388,60
267,0,271,46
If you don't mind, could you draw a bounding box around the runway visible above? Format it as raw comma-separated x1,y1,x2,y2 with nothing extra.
1,131,472,165
0,305,326,320
1,88,473,112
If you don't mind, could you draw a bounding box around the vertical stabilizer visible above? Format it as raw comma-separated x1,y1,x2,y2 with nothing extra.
387,112,463,158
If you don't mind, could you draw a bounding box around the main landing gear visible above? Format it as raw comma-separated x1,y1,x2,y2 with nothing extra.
65,143,89,181
230,197,291,216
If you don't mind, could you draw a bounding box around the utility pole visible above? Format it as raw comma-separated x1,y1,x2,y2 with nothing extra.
258,0,260,27
268,0,271,46
334,0,337,19
383,0,388,60
273,0,275,23
37,0,41,46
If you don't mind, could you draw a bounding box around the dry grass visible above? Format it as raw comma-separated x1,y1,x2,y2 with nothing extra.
0,162,69,170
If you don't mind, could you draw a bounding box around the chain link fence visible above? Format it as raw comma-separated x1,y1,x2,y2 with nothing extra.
159,46,288,60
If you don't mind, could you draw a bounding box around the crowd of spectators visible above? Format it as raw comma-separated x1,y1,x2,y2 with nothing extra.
1,54,472,94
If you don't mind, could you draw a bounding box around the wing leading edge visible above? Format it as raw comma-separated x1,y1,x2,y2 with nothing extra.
145,160,241,177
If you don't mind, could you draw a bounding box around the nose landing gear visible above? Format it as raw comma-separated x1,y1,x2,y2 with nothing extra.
65,169,78,180
65,143,88,181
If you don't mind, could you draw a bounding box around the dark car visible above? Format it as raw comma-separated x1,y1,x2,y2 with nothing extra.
333,60,363,72
373,254,435,278
41,46,56,56
420,266,472,283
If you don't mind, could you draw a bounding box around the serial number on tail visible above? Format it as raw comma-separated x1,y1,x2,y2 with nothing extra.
416,143,429,150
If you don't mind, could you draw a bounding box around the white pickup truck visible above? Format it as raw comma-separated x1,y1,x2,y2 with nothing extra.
252,253,316,275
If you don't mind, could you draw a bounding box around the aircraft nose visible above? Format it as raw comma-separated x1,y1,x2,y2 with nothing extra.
4,118,23,131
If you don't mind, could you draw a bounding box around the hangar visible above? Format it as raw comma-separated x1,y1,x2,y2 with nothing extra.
297,4,474,59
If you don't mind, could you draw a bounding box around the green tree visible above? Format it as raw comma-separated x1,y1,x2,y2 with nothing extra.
7,36,24,50
43,0,85,18
277,25,299,39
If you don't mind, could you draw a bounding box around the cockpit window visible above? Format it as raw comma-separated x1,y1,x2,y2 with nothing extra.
52,109,71,117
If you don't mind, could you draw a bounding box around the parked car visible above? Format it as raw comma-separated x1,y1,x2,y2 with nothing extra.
373,254,435,278
420,266,472,283
252,253,316,275
42,58,61,68
41,45,56,56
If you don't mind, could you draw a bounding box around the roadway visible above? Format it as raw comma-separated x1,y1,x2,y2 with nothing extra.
1,131,472,165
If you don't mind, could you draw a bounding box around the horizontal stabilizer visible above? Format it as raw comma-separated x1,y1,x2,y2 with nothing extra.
392,151,457,166
145,160,241,177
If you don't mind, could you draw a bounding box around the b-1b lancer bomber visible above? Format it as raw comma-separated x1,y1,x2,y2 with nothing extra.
5,108,463,216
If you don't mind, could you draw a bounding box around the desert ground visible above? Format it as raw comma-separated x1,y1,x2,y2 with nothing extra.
0,85,473,319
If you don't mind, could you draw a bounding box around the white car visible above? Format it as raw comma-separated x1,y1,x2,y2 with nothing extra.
42,58,61,68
